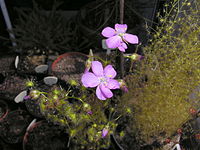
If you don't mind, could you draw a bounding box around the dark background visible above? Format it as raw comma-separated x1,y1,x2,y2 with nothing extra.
0,0,166,54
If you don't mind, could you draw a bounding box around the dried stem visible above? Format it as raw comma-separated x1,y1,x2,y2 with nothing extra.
120,0,124,24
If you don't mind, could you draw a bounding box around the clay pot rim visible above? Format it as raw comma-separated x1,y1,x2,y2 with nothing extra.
23,120,44,150
51,52,88,71
0,100,8,121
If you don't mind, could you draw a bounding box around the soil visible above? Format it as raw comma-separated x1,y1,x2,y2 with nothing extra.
51,52,88,84
0,110,32,144
0,55,16,74
0,74,27,101
17,55,47,75
23,121,68,150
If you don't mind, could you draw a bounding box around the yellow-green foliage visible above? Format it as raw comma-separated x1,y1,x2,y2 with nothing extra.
122,0,200,142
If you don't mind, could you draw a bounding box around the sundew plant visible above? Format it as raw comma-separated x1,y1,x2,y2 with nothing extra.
23,22,139,149
120,0,200,144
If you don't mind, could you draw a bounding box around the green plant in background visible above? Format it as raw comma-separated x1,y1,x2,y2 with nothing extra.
11,1,70,54
120,0,200,144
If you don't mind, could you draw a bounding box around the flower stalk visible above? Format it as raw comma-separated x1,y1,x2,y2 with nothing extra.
120,0,125,78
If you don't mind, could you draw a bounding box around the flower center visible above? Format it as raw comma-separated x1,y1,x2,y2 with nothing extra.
118,33,125,37
99,77,107,85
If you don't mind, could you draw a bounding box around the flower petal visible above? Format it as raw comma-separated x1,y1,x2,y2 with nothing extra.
107,79,120,89
24,95,31,100
96,85,107,100
104,65,117,78
118,46,125,52
100,84,113,98
118,42,128,52
102,128,109,138
115,24,127,33
92,61,104,76
81,72,100,87
122,42,127,49
101,27,116,38
123,33,139,44
122,86,129,92
106,35,122,49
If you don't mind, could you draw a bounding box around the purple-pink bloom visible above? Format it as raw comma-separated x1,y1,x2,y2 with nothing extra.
101,24,139,52
24,95,31,100
87,111,93,115
102,128,109,138
122,85,129,93
81,61,120,100
138,55,145,61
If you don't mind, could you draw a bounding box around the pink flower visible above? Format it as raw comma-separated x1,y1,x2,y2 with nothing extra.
24,95,31,100
81,61,120,100
102,128,109,138
101,24,139,52
87,111,93,115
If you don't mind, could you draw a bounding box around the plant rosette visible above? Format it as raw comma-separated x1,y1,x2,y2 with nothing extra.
33,85,120,149
0,109,32,144
23,121,68,150
25,98,44,118
24,84,62,118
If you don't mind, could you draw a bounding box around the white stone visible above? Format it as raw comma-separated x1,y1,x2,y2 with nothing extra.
43,76,58,85
15,55,19,69
14,90,27,103
35,64,48,73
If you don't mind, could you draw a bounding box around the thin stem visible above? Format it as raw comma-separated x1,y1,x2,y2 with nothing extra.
88,55,110,65
40,92,48,95
129,60,134,72
120,0,124,24
67,96,84,103
114,115,122,121
119,0,125,78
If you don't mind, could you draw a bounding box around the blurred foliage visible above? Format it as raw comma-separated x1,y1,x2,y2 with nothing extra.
10,1,71,54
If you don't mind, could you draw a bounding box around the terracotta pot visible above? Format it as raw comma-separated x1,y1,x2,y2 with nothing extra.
23,121,68,150
51,52,88,84
23,120,43,150
0,100,8,121
0,110,32,144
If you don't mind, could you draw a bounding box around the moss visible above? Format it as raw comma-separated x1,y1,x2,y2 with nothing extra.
121,0,200,143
